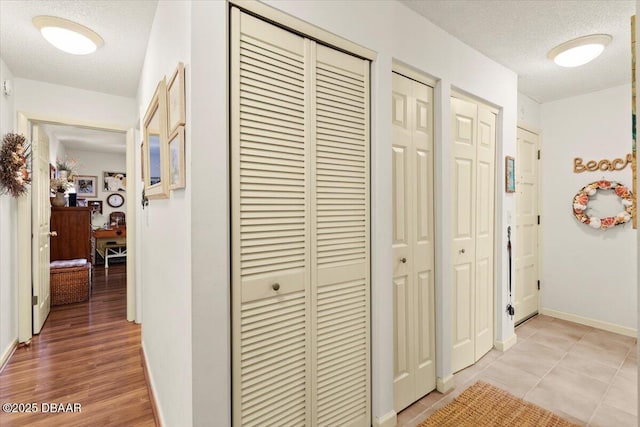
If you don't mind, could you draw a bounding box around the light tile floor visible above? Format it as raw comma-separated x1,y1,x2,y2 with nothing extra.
397,315,638,427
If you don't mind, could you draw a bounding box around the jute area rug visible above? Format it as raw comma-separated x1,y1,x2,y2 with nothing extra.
419,381,580,427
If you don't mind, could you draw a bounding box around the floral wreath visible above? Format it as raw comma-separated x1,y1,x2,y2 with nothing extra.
0,133,31,198
573,180,633,230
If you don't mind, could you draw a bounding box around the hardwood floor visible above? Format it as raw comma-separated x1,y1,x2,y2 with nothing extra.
0,264,156,427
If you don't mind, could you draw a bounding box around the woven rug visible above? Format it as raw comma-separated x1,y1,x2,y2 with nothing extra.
419,381,580,427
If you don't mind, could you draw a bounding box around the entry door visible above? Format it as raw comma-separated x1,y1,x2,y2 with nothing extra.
515,127,539,324
32,124,51,334
451,97,495,373
391,72,436,412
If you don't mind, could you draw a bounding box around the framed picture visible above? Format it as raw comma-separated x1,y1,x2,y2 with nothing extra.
77,198,88,207
140,141,145,181
169,126,185,190
49,164,56,180
143,78,170,200
88,200,103,215
167,62,185,135
505,156,515,193
103,171,126,192
74,175,98,198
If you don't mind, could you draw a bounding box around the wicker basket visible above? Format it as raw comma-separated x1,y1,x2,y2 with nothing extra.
50,263,91,305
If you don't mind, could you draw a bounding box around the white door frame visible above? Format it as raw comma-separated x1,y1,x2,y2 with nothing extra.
516,123,542,323
17,111,137,343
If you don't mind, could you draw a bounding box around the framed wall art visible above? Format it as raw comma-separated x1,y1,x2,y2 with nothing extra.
103,171,126,192
74,175,97,198
505,156,515,193
88,200,103,215
167,62,185,135
143,78,170,200
169,126,185,190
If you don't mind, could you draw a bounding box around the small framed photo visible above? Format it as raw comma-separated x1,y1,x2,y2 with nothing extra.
74,175,98,198
167,62,185,135
77,198,88,207
49,164,56,180
505,156,515,193
169,126,186,190
88,200,103,215
103,171,126,192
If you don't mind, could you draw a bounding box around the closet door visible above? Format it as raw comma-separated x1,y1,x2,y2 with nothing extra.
392,72,436,412
231,10,311,427
312,43,370,427
451,97,496,373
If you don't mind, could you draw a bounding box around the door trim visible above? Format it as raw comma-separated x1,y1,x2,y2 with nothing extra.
17,111,137,343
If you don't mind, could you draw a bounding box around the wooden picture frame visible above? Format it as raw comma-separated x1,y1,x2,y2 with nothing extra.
77,198,88,207
505,156,515,193
88,200,103,215
143,78,170,200
49,163,56,180
169,126,186,190
103,171,126,192
167,62,185,135
74,175,98,198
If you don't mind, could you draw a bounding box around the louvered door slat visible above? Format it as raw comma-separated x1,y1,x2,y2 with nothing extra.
313,43,370,427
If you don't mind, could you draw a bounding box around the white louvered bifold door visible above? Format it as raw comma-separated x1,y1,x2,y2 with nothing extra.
231,10,311,427
231,8,370,427
312,43,370,427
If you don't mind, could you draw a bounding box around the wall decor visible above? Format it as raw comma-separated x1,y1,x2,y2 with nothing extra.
74,175,97,198
88,200,103,215
0,132,31,197
505,156,515,193
103,171,126,192
572,180,633,230
77,198,88,207
49,163,56,179
573,154,632,173
143,78,170,200
169,126,185,190
107,193,125,208
167,62,185,135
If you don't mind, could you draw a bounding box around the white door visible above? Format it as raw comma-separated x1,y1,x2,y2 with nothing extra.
32,124,51,334
392,72,436,412
451,97,495,373
515,127,539,324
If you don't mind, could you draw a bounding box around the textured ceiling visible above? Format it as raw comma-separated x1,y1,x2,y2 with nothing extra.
0,0,157,98
401,0,635,103
41,124,126,154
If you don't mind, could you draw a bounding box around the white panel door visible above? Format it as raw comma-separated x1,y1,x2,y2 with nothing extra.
474,106,495,358
451,97,495,373
32,124,51,334
515,127,539,324
392,72,435,412
312,43,370,427
451,97,477,373
231,10,311,427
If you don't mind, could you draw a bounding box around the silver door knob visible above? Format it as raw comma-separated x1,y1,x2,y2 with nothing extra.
400,257,407,263
459,249,465,254
272,283,280,291
49,231,58,237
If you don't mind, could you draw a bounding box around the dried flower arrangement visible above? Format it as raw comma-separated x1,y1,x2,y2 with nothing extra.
0,133,31,197
50,177,72,193
56,157,79,180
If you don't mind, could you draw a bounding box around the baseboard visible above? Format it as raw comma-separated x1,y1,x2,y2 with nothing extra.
540,308,637,337
140,344,164,427
372,409,397,427
0,339,17,374
436,374,455,393
495,333,517,352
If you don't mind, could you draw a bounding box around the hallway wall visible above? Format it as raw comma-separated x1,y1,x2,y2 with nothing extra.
0,57,18,368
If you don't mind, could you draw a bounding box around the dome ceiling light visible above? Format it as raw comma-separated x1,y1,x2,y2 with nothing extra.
33,16,103,55
548,34,612,68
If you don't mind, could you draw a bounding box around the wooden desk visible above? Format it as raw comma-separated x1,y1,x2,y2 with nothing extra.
92,227,126,265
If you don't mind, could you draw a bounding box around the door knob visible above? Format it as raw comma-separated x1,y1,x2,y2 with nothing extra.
459,248,465,254
272,283,280,291
49,231,58,237
400,257,407,263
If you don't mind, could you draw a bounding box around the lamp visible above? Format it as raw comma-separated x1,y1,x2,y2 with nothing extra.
33,16,103,55
548,34,612,68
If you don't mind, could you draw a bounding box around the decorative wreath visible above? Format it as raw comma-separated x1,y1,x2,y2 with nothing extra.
573,180,633,230
0,133,31,198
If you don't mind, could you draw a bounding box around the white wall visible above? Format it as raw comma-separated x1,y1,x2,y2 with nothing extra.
541,84,636,330
65,148,126,225
518,92,541,130
181,1,518,424
0,57,18,367
136,2,192,427
13,78,136,130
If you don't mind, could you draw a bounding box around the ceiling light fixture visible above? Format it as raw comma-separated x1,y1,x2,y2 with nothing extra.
33,16,103,55
548,34,612,68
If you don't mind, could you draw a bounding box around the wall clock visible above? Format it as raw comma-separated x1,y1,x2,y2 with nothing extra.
107,193,125,208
